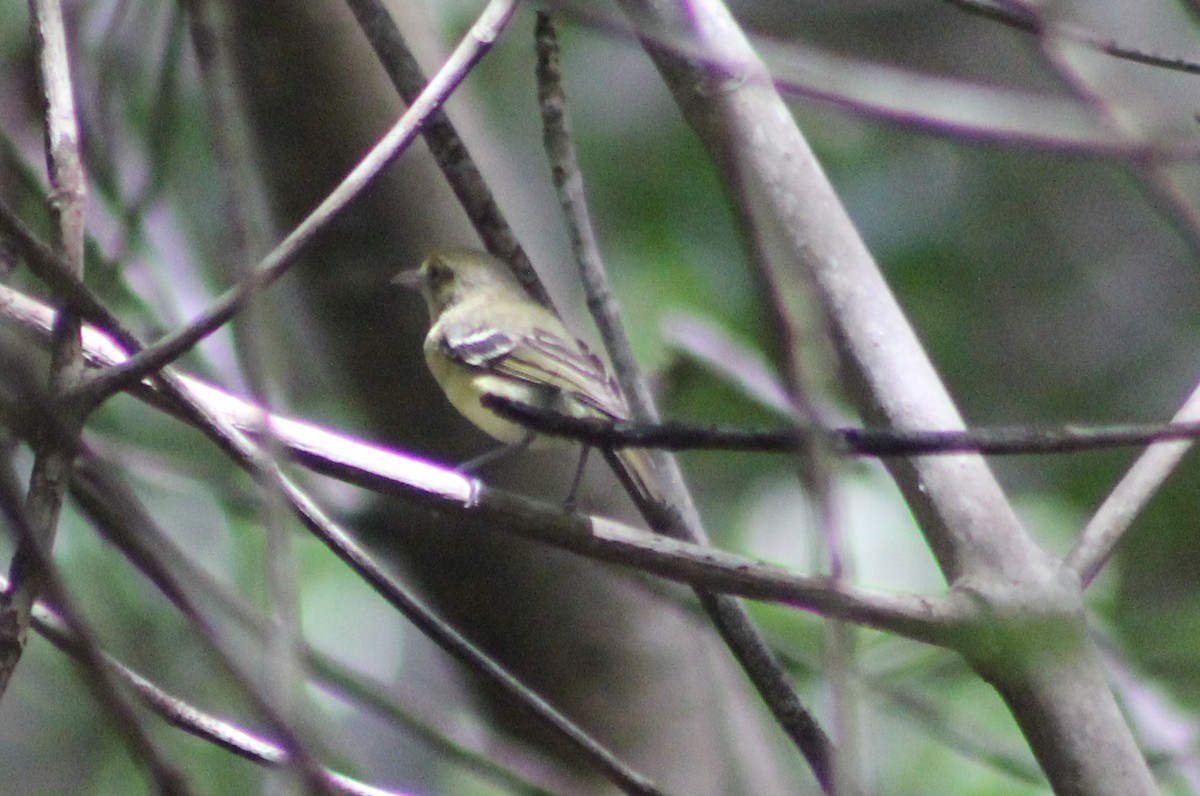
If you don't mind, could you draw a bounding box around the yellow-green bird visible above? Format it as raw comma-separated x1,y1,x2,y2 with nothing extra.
395,248,659,506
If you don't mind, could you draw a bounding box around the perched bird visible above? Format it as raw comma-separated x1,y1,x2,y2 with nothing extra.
395,248,659,507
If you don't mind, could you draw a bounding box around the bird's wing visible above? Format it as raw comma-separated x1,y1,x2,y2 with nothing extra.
438,318,628,421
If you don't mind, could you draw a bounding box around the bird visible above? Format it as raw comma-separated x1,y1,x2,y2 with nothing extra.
394,248,659,508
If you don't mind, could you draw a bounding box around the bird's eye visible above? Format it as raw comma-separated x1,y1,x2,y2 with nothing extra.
426,260,453,287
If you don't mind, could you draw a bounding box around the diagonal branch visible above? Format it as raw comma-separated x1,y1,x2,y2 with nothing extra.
534,13,837,785
342,0,551,306
63,0,520,411
12,575,413,796
550,2,1200,157
611,0,1158,793
0,282,958,644
0,240,665,796
69,452,575,796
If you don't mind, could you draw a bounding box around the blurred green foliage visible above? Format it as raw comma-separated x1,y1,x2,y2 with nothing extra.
4,0,1200,793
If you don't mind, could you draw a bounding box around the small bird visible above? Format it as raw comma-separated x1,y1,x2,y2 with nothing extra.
394,248,659,507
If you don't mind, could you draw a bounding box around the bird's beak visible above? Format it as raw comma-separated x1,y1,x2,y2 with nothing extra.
391,269,423,290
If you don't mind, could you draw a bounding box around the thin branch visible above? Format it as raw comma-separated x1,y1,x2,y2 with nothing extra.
10,579,414,796
0,444,190,794
480,486,957,643
1066,378,1200,586
942,0,1200,76
547,1,1200,158
482,394,1200,457
0,196,120,326
70,454,570,796
341,0,550,306
0,282,958,644
63,0,521,410
533,12,839,786
2,0,89,707
0,253,664,796
535,13,647,418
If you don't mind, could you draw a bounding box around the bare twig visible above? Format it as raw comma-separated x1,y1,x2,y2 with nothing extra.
533,13,838,786
482,394,1200,457
942,0,1200,76
64,0,521,410
342,0,550,306
10,576,412,796
0,242,663,796
2,0,89,706
1066,379,1200,586
535,13,646,414
0,282,956,643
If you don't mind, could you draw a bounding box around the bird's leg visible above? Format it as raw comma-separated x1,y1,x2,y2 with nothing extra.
562,445,591,510
458,431,536,473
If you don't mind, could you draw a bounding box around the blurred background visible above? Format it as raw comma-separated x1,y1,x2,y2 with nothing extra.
1,0,1199,794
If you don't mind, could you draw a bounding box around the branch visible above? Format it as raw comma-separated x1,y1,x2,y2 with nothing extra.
341,0,551,306
1066,376,1200,586
63,0,520,410
0,268,663,796
611,0,1158,792
482,394,1200,457
0,282,958,644
943,0,1200,76
12,577,413,796
4,0,90,589
549,2,1200,157
1,0,97,741
533,12,838,785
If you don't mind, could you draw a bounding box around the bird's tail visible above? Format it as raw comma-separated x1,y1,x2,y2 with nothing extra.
603,445,668,520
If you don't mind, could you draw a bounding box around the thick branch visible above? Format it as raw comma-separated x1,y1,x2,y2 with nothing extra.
0,282,956,644
612,0,1156,793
